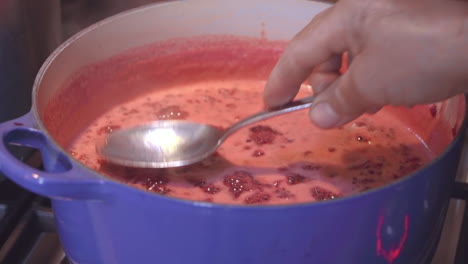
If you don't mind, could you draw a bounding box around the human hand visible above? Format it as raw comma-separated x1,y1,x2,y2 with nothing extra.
264,0,468,128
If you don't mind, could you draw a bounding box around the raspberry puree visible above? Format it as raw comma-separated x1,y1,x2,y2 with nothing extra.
48,36,447,205
69,80,433,205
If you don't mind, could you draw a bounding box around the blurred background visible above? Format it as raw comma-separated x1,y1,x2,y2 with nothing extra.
61,0,166,39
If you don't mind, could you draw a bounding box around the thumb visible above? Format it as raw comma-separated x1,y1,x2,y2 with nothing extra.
309,60,381,128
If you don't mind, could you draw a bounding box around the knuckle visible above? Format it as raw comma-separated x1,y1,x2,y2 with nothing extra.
336,71,378,114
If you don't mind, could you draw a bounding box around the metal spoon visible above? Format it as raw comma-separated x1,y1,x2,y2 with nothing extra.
99,96,315,168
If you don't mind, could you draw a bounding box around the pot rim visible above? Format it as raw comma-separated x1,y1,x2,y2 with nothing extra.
30,0,468,209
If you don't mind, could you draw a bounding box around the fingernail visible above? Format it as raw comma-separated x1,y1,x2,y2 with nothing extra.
310,103,340,128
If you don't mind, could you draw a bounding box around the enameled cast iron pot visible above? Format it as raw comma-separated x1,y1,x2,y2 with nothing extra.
0,1,466,263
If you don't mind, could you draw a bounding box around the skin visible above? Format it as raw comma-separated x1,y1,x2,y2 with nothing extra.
264,0,468,129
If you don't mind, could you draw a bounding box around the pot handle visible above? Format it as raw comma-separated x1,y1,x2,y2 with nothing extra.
0,112,107,200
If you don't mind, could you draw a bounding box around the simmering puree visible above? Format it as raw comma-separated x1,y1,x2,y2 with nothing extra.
61,37,444,205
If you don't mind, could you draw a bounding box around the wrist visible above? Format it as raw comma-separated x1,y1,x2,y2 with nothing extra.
434,1,468,94
455,16,468,94
448,2,468,93
459,15,468,93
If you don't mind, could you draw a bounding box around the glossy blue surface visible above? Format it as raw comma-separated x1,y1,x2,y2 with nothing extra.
0,111,465,264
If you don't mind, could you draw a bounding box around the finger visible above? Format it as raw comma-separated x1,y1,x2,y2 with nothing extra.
264,6,347,108
309,54,342,94
314,54,342,73
309,57,381,128
308,72,339,94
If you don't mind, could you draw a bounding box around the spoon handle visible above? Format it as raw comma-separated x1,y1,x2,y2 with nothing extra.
220,96,315,141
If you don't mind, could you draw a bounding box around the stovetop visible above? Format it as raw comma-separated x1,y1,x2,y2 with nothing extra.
0,152,69,264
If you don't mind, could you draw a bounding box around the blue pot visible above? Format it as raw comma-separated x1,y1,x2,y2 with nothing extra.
0,1,466,263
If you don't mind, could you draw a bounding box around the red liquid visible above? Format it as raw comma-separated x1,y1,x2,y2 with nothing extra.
69,80,433,205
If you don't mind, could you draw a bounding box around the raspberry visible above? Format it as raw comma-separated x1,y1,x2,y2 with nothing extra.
311,186,339,201
248,125,280,145
157,105,188,120
97,125,121,135
285,173,307,185
129,169,171,195
252,150,265,157
218,87,238,96
244,192,271,204
302,163,321,171
223,170,256,198
356,136,369,143
203,185,220,194
275,188,295,199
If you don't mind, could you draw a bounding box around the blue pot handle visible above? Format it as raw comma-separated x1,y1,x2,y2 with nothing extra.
0,112,107,200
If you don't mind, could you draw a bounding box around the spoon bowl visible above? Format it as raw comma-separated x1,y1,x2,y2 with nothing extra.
100,121,224,168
